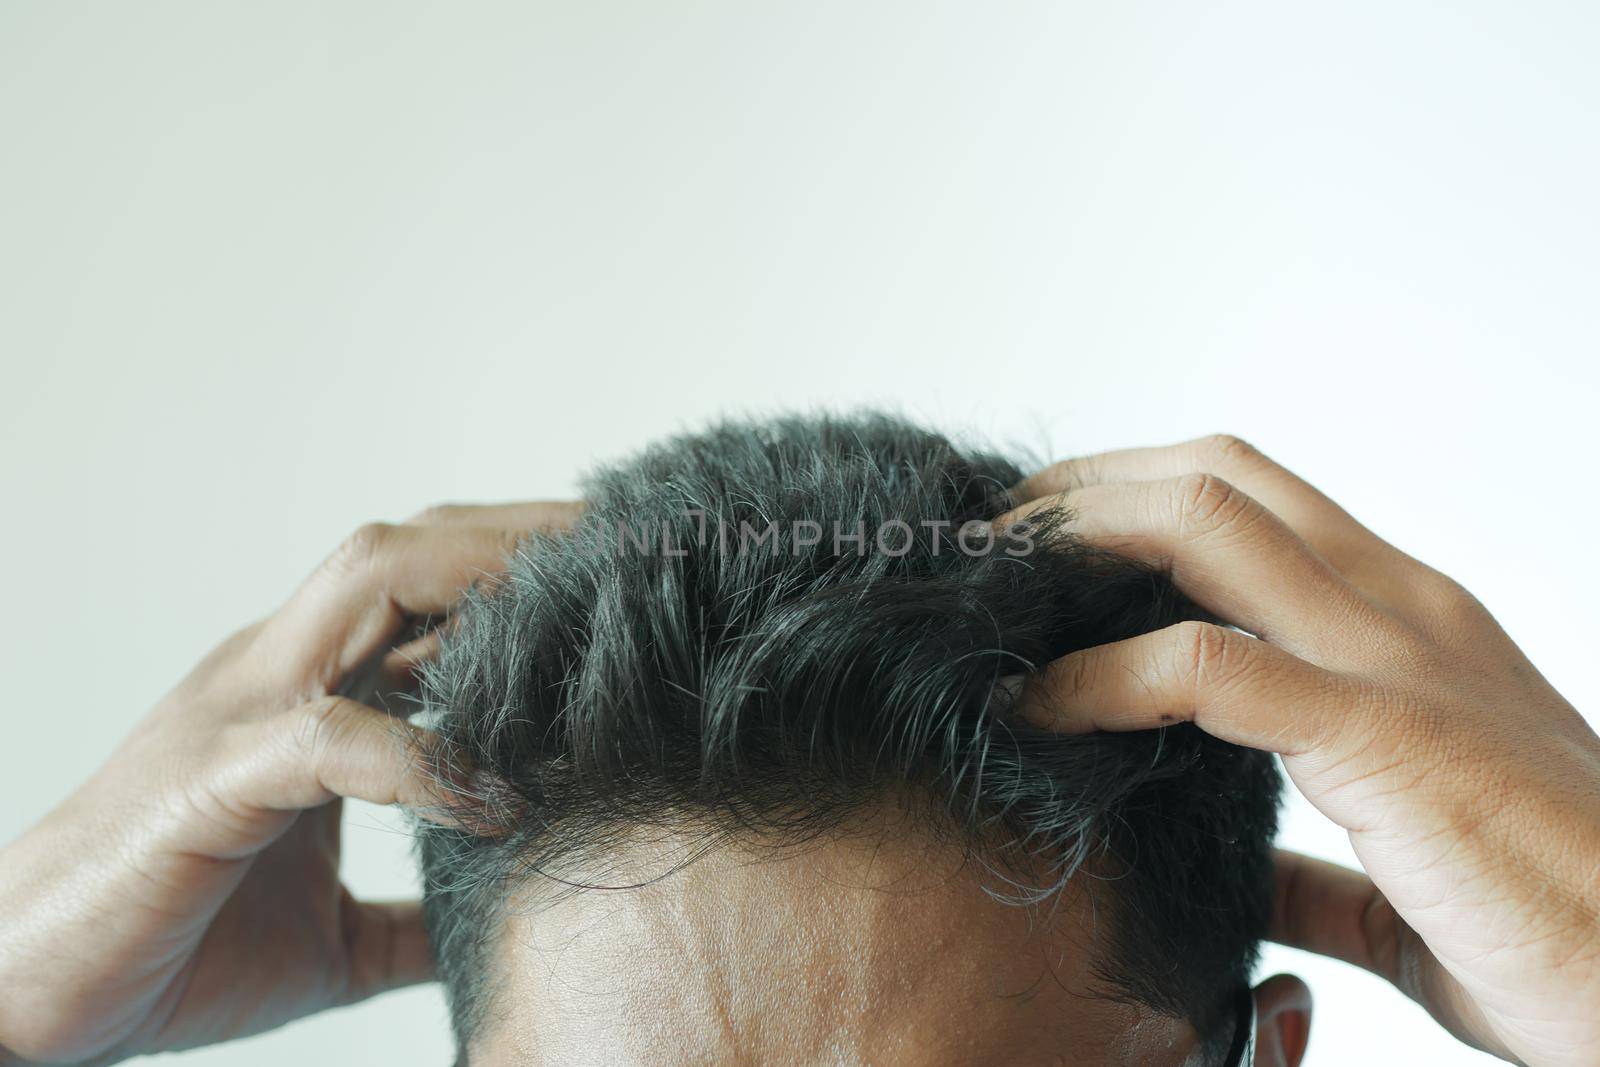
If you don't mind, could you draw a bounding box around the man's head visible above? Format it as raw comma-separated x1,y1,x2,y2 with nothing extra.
417,413,1303,1064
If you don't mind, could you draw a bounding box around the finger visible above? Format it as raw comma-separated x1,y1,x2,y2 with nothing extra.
379,628,445,692
1020,621,1354,755
207,697,468,836
999,475,1386,664
1014,435,1410,594
340,896,436,1003
339,627,447,714
268,523,526,678
408,500,585,532
1270,849,1397,978
325,522,526,617
1269,850,1514,1058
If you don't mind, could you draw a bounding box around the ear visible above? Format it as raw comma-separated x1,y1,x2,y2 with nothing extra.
1250,973,1312,1066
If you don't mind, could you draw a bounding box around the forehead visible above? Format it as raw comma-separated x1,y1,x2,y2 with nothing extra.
468,821,1199,1066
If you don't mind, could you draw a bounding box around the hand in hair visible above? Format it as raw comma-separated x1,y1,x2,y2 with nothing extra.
1010,434,1600,1067
0,502,579,1066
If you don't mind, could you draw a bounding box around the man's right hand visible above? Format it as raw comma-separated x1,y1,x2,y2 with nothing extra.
1008,435,1600,1067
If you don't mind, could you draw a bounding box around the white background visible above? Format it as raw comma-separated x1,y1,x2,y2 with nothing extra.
2,2,1596,1064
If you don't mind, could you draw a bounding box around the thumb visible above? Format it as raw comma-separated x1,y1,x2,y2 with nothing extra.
1269,849,1398,976
1269,849,1512,1060
339,895,436,1003
190,697,473,854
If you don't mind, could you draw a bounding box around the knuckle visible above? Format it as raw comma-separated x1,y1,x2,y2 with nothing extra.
410,503,461,525
173,724,261,834
337,522,396,567
1199,433,1263,468
288,695,354,762
467,531,524,596
498,527,526,557
1171,472,1257,534
1424,570,1490,623
1065,648,1099,697
1174,620,1247,690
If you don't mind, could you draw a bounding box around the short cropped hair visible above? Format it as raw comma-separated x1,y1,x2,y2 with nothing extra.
417,413,1280,1060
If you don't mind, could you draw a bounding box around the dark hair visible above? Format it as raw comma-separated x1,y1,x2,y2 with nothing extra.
416,412,1280,1060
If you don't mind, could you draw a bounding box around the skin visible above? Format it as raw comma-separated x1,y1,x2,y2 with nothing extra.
1002,435,1600,1066
468,817,1203,1066
0,501,582,1065
0,436,1593,1064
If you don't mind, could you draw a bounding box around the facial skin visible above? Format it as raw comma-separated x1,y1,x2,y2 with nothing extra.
467,813,1221,1067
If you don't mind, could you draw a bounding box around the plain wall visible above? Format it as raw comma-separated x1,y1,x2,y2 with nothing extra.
3,3,1597,1064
